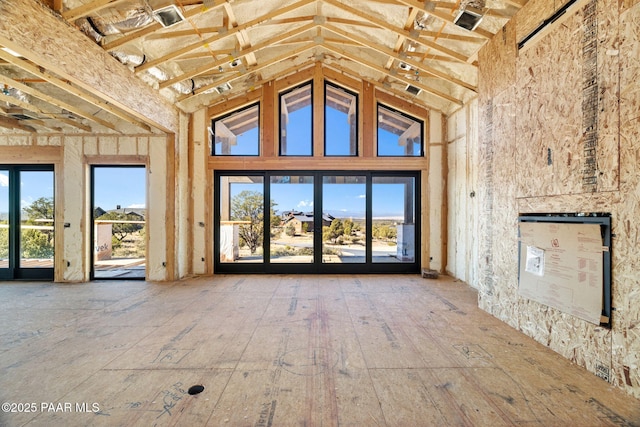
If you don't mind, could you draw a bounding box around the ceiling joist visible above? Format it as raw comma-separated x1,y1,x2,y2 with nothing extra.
0,0,525,134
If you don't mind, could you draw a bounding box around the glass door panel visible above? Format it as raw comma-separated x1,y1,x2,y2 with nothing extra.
0,170,8,270
322,175,366,263
270,175,314,264
0,166,54,280
19,171,54,269
220,175,265,263
372,176,416,263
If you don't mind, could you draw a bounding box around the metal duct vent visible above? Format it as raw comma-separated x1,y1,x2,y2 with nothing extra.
153,5,184,28
214,83,232,94
405,84,421,96
453,8,483,31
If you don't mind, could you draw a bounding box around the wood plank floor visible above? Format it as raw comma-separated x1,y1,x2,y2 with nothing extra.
0,274,638,426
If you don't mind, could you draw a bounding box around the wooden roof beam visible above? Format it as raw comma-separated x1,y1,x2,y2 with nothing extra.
62,0,129,21
0,0,178,133
0,92,92,132
144,27,223,40
323,61,444,113
0,74,120,132
322,23,476,92
160,22,316,89
136,0,314,74
324,0,471,63
0,114,37,133
385,7,418,70
0,50,152,132
321,42,463,106
178,43,317,102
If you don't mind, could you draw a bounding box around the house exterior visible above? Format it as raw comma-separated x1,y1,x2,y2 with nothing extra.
281,211,334,235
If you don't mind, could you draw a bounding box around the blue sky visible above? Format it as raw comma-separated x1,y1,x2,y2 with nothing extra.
93,167,146,210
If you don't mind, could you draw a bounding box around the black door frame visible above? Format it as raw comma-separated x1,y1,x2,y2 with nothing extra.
214,170,421,274
0,165,55,281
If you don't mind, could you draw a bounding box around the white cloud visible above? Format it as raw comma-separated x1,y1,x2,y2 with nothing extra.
297,200,313,209
127,203,146,209
0,174,8,187
358,194,366,199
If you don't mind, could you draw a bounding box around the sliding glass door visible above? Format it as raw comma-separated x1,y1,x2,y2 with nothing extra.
215,171,420,274
0,165,55,280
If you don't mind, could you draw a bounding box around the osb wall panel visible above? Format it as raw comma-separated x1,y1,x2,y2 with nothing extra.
516,194,615,384
473,0,640,399
478,21,516,100
516,1,620,197
515,10,584,198
595,0,621,192
476,97,495,313
613,2,640,398
622,0,640,11
514,0,556,44
482,88,519,326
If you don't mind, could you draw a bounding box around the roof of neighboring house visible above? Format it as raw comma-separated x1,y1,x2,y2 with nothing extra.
283,211,335,224
95,207,146,219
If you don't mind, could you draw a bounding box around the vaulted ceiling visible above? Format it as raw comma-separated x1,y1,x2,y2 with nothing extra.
0,0,526,134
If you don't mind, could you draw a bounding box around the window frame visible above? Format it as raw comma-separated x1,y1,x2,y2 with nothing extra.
279,81,314,157
211,102,261,156
376,103,424,157
324,81,359,157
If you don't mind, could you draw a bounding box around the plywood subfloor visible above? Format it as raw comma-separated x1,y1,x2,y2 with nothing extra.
0,275,638,426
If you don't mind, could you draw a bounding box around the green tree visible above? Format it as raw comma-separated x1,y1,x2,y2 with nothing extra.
343,218,354,237
95,211,144,242
373,224,397,241
21,197,54,259
322,219,344,244
231,190,277,254
21,228,53,258
23,197,54,221
285,223,296,237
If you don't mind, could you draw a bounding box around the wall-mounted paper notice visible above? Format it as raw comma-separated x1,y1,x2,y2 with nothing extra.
525,246,544,276
518,222,604,325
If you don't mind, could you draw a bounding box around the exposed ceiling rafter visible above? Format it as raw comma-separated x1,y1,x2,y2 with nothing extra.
0,0,525,134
